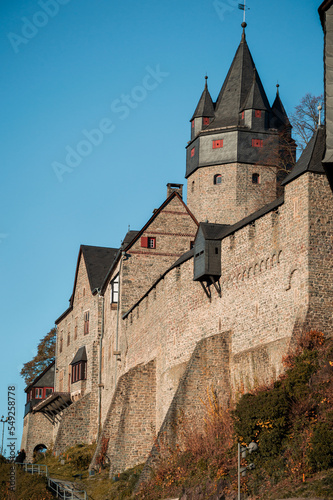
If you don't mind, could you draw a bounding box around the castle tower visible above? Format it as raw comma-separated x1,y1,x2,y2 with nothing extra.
186,23,293,224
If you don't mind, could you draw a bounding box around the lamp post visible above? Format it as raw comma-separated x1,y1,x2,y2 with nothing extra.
0,416,9,456
237,440,258,500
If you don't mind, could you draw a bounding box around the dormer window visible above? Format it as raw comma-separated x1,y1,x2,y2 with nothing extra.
255,110,262,118
214,174,222,185
252,139,263,148
212,140,223,149
203,117,210,126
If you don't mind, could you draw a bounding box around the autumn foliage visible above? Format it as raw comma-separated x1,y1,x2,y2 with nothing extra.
20,328,56,385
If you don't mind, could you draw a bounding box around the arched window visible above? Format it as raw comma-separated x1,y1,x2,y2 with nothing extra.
252,173,260,184
214,174,222,185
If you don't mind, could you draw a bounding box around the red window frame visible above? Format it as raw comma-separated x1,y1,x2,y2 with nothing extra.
191,147,195,157
255,110,262,118
212,140,223,149
252,139,263,148
203,117,210,125
35,388,43,399
191,120,194,128
241,111,245,119
148,237,156,249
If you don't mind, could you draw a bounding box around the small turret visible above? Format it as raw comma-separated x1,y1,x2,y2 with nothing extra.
190,76,215,140
241,68,270,129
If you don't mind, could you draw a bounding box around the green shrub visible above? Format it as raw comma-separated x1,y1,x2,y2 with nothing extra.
308,422,333,471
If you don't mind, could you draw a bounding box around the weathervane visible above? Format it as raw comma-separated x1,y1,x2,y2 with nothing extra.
238,0,250,24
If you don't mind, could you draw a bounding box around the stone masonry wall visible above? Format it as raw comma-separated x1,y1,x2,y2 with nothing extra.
122,172,322,436
90,359,156,476
56,254,102,398
21,412,54,463
186,163,277,225
54,393,93,455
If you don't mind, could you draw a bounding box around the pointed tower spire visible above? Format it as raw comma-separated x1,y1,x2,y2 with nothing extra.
271,84,291,128
190,76,215,121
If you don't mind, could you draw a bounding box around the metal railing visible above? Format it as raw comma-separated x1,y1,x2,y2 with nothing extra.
48,478,87,500
16,463,87,499
19,462,48,476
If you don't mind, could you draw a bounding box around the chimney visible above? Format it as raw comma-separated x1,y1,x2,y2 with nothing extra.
167,183,183,198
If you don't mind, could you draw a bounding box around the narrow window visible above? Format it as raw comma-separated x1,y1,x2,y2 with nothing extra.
111,274,119,303
255,110,262,118
252,173,260,184
252,139,263,148
67,329,70,346
148,237,156,249
191,181,195,193
212,140,223,149
241,111,245,119
83,287,85,297
214,174,222,185
191,147,195,157
203,117,210,125
191,120,194,129
45,388,53,398
35,388,42,399
59,332,63,353
84,311,90,335
74,318,78,340
71,362,87,383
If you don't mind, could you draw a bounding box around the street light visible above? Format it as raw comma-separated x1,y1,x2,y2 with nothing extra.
238,440,258,500
0,416,9,456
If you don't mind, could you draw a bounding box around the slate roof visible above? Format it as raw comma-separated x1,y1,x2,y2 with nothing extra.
242,68,270,112
211,29,257,127
70,346,87,365
81,245,118,292
271,87,290,128
191,77,215,120
197,223,230,240
282,126,326,186
24,360,55,393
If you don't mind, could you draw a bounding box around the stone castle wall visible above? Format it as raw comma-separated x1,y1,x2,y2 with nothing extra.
21,412,53,463
186,163,277,225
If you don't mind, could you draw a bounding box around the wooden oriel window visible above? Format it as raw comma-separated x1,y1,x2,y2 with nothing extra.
84,311,90,335
71,362,87,383
35,388,43,399
212,140,223,149
252,139,263,148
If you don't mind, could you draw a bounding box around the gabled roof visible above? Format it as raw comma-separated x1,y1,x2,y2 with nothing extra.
101,191,198,293
211,28,258,127
282,126,326,186
191,76,215,120
271,86,290,127
242,68,270,112
24,360,55,393
55,245,117,324
81,245,118,292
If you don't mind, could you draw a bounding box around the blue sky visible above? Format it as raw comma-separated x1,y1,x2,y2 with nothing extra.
0,0,324,450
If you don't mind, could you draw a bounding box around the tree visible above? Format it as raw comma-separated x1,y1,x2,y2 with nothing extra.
20,328,56,386
290,93,324,153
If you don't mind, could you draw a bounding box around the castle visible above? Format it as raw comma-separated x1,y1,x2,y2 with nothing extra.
21,1,333,480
